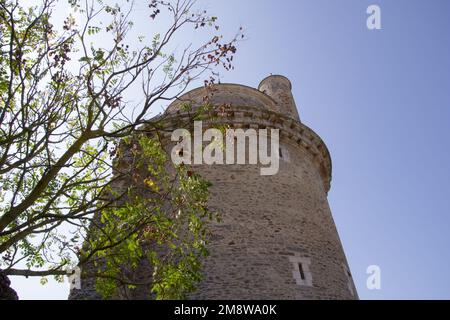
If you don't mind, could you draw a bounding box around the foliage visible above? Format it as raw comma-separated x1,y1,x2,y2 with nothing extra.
0,0,240,299
85,135,217,299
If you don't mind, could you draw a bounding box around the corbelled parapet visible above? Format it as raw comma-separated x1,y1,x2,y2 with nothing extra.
161,104,331,193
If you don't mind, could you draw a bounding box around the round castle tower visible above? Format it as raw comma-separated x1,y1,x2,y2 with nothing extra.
164,75,357,299
70,75,357,300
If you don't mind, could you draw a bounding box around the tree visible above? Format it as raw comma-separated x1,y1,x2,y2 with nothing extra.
0,0,241,299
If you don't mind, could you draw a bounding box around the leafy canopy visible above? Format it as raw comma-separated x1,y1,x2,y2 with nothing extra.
0,0,240,299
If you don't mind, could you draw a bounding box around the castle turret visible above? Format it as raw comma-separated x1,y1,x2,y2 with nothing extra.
258,75,301,121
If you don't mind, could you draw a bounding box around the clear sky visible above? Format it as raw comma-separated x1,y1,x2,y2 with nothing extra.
10,0,450,299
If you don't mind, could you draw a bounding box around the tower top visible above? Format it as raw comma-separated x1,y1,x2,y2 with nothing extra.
164,75,331,192
257,75,300,121
167,75,300,121
258,74,293,90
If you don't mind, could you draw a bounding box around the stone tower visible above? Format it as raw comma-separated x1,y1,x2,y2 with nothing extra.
71,75,357,300
168,75,357,299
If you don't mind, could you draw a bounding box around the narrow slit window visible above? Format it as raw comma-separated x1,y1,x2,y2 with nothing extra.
279,148,283,158
178,148,184,157
289,255,312,286
298,263,305,280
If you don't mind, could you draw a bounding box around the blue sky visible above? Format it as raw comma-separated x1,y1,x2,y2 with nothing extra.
10,0,450,299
